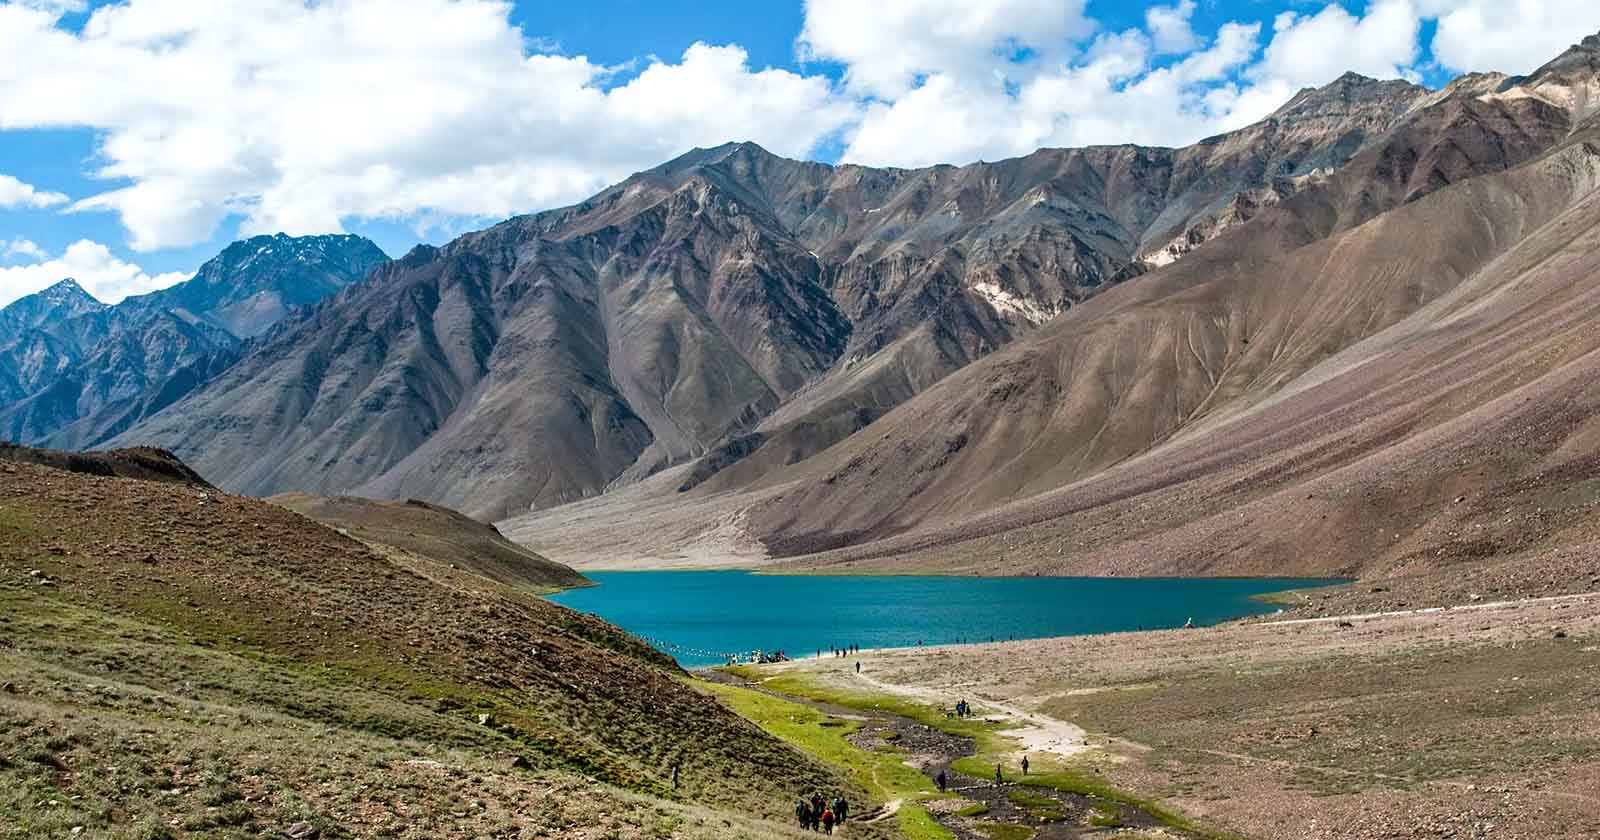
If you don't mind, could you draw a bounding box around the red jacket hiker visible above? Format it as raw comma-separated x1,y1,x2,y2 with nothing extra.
821,808,835,831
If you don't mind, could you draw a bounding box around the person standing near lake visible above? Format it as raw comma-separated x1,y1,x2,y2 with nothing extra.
855,661,860,674
995,763,1004,784
1021,756,1029,776
936,770,947,792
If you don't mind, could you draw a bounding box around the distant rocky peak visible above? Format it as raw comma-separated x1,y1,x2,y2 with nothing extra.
38,278,105,308
1269,72,1426,122
0,278,109,329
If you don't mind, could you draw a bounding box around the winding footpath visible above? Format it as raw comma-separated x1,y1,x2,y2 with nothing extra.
846,667,1091,759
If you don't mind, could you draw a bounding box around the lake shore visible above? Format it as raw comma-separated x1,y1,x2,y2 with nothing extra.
731,591,1600,839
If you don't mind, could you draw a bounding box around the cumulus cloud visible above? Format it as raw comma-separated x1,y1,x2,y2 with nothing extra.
1256,0,1422,87
1,238,46,261
0,0,854,251
838,10,1268,167
0,0,1594,257
1146,0,1201,55
1425,0,1600,74
830,0,1557,168
798,0,1094,99
0,239,188,307
0,173,68,209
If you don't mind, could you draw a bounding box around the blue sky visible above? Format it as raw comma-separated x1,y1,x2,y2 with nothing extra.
1,0,1597,307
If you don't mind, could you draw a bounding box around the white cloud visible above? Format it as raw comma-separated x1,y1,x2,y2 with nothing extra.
1,237,46,261
1146,0,1201,55
15,0,85,13
0,0,855,251
798,0,1095,98
840,17,1267,167
1255,0,1422,89
0,239,188,307
0,0,1593,258
0,173,68,209
1424,0,1600,74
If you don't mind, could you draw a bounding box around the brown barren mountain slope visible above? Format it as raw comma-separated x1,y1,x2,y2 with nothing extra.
754,126,1600,558
0,455,868,838
271,491,589,591
114,73,1438,521
765,132,1600,594
506,35,1600,586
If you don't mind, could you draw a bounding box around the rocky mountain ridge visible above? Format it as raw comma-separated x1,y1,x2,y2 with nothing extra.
111,68,1448,520
501,31,1600,586
0,233,388,448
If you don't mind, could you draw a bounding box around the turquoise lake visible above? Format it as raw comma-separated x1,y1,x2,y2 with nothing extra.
547,571,1339,668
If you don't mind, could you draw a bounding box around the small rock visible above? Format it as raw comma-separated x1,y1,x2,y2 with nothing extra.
504,754,531,770
282,823,320,840
1454,496,1466,504
1554,629,1568,639
476,713,495,727
1337,621,1354,629
71,827,84,837
1,682,16,694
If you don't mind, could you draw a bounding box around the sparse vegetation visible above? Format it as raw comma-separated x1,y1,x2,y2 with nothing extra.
0,459,860,838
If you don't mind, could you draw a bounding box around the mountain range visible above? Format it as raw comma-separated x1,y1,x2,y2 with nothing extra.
0,233,388,449
9,33,1600,589
96,58,1466,520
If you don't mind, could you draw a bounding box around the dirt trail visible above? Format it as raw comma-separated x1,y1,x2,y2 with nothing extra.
710,668,1200,840
848,668,1091,759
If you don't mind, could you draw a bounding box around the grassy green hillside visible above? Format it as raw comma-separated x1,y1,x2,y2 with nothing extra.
0,455,874,839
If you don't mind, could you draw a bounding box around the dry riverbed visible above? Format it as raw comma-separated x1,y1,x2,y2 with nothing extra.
740,592,1600,839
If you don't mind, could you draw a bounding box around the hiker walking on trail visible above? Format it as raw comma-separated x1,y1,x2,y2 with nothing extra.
855,661,860,674
936,769,947,792
995,763,1004,784
821,806,835,834
796,799,810,830
835,796,849,823
671,765,679,790
1021,756,1029,776
812,792,825,824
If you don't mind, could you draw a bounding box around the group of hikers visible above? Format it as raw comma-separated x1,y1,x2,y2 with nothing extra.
794,792,849,833
820,643,860,658
953,699,974,718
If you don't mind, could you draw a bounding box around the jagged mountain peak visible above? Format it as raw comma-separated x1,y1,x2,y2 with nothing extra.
123,232,389,339
3,277,107,318
0,278,111,341
1,233,391,448
1269,72,1427,122
37,278,105,307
